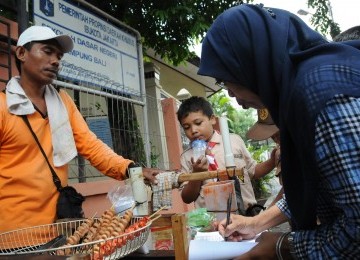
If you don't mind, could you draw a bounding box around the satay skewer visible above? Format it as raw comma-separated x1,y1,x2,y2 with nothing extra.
149,206,166,219
149,214,162,223
130,203,136,211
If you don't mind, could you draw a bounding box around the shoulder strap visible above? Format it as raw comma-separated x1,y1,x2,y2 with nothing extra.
21,115,63,191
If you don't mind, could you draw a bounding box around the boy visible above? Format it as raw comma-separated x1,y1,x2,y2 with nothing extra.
177,96,276,214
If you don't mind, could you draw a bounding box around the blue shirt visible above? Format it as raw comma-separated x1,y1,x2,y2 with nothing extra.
277,94,360,258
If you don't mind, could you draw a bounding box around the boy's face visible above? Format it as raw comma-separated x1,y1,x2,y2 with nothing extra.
180,111,216,142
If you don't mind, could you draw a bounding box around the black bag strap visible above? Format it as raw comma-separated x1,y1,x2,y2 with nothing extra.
21,115,63,191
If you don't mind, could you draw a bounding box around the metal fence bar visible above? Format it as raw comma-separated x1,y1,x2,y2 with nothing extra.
53,80,145,106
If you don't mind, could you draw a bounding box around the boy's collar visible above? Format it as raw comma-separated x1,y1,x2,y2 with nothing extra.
208,130,221,143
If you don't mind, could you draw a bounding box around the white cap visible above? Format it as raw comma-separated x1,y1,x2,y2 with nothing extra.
17,26,73,53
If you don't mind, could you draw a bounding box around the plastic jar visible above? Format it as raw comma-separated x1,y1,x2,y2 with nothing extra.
191,139,207,161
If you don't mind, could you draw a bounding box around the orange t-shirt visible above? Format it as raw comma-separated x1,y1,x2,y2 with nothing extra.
0,90,132,233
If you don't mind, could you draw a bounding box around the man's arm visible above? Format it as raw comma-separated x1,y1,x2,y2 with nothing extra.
62,91,132,179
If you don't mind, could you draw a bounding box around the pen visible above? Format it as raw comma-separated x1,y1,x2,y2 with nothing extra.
224,192,232,241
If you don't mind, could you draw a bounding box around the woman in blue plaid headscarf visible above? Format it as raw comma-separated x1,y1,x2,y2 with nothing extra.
198,4,360,259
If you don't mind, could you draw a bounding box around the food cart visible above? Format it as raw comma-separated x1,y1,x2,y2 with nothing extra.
0,168,243,259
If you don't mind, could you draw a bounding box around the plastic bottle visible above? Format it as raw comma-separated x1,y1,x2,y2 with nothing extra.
191,139,207,161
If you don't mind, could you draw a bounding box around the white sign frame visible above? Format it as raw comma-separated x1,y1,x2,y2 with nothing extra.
33,0,142,95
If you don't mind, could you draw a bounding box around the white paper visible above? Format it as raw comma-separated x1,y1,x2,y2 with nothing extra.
189,240,257,260
194,231,225,242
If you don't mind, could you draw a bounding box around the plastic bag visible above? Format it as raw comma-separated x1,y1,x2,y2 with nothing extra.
107,184,134,215
186,208,216,236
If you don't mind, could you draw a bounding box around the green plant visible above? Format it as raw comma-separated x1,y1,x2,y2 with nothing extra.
247,143,275,199
150,141,160,168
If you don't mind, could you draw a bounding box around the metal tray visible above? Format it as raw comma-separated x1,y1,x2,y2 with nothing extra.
0,217,150,259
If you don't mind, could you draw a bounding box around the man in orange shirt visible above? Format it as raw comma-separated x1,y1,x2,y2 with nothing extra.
0,26,158,233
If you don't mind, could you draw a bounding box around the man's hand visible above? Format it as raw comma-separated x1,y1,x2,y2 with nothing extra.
142,168,161,185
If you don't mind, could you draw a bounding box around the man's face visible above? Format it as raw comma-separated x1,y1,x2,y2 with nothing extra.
225,82,265,109
180,111,216,142
16,40,64,85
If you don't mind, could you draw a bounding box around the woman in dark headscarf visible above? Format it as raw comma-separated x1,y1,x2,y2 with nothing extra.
198,4,360,259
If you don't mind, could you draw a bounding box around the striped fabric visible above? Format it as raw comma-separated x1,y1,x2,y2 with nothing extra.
151,171,180,211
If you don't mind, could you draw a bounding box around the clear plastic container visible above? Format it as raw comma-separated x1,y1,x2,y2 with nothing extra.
192,139,207,161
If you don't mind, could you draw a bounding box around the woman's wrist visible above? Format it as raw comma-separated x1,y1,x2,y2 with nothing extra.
252,206,281,233
285,232,297,258
251,213,268,234
276,232,289,260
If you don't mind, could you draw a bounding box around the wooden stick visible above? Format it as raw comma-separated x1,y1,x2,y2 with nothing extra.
150,206,167,219
149,214,162,223
110,203,116,211
177,168,244,183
